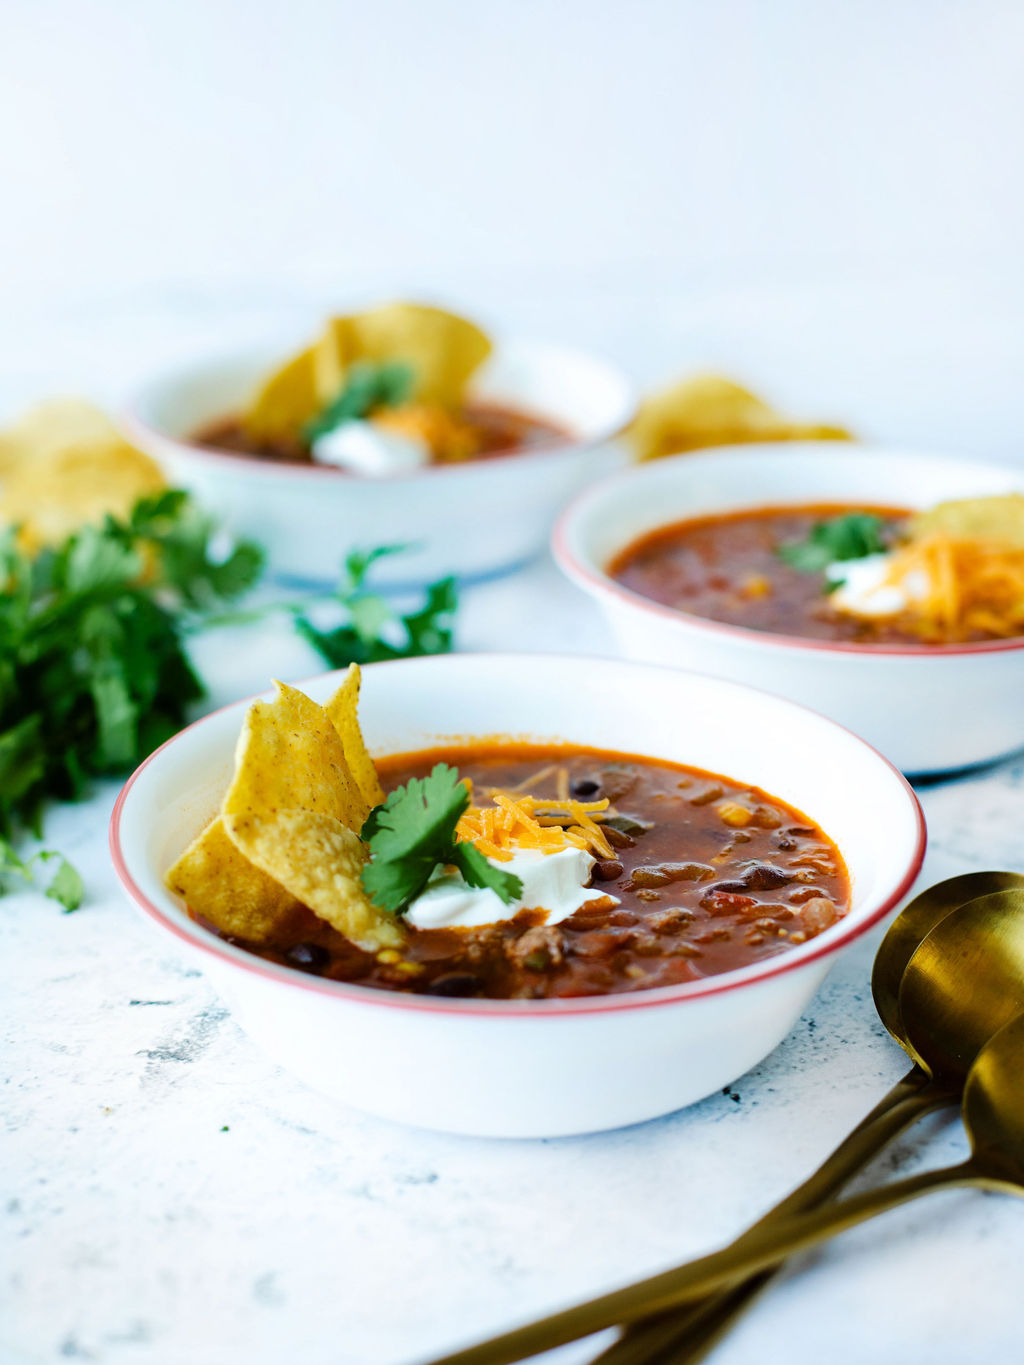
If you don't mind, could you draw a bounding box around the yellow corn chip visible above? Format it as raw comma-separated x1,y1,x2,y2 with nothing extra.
311,315,357,406
0,398,126,469
324,665,385,811
168,677,398,951
0,399,165,550
242,345,322,443
165,816,303,943
629,374,850,462
224,808,402,951
347,303,492,408
222,680,370,832
907,495,1024,549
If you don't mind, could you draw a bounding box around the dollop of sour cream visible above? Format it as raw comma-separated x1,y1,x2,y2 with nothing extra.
826,553,929,619
311,419,431,476
404,846,618,931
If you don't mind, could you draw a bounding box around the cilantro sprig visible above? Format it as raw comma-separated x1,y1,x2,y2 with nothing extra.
304,361,415,443
0,489,263,905
293,546,457,668
777,512,888,575
360,763,523,915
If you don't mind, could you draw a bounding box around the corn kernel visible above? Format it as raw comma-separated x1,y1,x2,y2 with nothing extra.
377,949,402,964
717,801,752,828
741,574,772,599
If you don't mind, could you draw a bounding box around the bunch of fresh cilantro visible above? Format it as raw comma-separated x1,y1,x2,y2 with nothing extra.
0,490,263,908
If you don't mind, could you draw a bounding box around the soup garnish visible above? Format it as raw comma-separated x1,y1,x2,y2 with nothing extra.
192,302,569,473
166,667,850,999
610,495,1024,645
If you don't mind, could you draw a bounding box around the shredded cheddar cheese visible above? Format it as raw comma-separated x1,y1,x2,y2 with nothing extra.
456,790,614,861
879,535,1024,641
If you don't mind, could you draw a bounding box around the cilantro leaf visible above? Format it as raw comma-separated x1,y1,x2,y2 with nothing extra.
294,545,457,669
35,851,85,912
777,513,888,574
304,361,415,443
0,840,84,912
449,841,524,904
360,763,523,914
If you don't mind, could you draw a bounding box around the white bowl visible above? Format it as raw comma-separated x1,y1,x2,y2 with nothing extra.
110,653,923,1138
554,445,1024,777
125,338,635,587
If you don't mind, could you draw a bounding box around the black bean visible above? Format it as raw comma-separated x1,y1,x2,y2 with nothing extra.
425,972,482,997
629,862,715,888
593,858,624,881
572,777,601,798
286,942,329,970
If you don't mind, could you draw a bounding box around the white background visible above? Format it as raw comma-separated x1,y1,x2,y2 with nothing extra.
2,0,1022,458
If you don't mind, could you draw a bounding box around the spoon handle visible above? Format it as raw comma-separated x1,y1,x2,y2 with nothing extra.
425,1159,983,1365
590,1068,948,1365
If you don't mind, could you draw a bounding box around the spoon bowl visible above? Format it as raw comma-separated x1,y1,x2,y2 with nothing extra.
898,890,1024,1082
871,871,1024,1041
964,1012,1024,1188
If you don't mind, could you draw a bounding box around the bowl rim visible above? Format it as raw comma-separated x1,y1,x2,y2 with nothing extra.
553,443,1024,659
122,336,638,486
109,652,926,1019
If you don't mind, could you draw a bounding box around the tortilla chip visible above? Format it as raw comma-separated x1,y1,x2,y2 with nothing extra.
907,495,1024,549
347,303,491,408
243,345,321,443
222,680,370,832
629,374,851,462
167,677,398,951
324,665,385,810
311,316,358,406
0,399,165,550
224,808,402,951
165,816,303,943
0,398,125,470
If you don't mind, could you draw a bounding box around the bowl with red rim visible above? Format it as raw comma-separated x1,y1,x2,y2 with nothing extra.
110,653,924,1138
124,337,636,588
554,444,1024,777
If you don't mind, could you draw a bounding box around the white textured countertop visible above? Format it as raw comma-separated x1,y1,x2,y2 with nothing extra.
4,554,1024,1365
3,284,1024,1365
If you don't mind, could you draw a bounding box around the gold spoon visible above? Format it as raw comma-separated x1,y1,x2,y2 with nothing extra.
592,870,1024,1365
425,885,1024,1365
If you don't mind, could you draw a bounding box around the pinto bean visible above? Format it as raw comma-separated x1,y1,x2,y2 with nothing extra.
629,862,715,889
799,897,838,935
